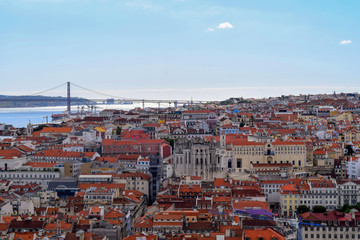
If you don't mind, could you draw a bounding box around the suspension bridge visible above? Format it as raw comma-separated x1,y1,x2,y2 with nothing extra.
4,82,205,111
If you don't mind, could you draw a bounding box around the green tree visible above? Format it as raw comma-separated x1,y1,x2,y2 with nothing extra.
250,115,255,127
297,205,310,214
339,203,351,212
33,124,46,132
312,205,326,213
355,202,360,211
163,138,175,149
116,126,122,135
240,119,245,128
338,203,360,213
345,144,355,156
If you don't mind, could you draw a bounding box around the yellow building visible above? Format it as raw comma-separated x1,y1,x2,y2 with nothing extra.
333,112,353,122
279,184,300,218
338,129,360,143
221,137,307,172
39,127,73,137
297,114,316,122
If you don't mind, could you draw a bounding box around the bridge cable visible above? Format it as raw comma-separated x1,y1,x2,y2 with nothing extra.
70,82,133,100
31,82,67,96
70,82,201,103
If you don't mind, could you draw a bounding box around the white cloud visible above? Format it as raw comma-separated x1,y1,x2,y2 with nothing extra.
217,22,233,29
205,27,215,32
340,40,352,45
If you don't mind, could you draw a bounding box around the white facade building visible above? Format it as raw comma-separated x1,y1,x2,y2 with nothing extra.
0,171,60,188
347,157,360,179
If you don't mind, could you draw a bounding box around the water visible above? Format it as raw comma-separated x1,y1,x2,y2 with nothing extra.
0,106,65,127
0,102,167,128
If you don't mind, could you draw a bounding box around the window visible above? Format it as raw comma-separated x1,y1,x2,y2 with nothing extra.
237,159,242,168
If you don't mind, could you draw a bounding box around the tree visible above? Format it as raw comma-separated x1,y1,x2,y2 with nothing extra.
33,124,46,132
355,202,360,211
312,205,326,213
163,138,175,149
339,203,351,212
116,126,122,136
240,119,245,128
297,205,310,214
250,115,255,127
345,144,355,156
338,203,360,213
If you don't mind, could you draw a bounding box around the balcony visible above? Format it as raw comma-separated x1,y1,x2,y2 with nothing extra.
264,151,275,156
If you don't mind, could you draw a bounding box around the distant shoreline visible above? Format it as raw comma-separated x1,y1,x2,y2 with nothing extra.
0,95,92,108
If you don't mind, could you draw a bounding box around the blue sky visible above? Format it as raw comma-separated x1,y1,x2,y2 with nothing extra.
0,0,359,100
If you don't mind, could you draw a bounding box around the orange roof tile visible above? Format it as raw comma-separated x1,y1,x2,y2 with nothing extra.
41,127,72,133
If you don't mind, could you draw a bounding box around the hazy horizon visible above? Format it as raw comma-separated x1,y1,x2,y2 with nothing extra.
2,85,360,102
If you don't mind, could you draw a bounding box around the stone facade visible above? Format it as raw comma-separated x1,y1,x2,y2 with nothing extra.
173,137,217,180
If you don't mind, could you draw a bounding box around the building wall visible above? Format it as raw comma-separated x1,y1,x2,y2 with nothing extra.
302,226,360,240
280,192,299,217
300,187,338,211
173,138,217,180
0,171,60,188
228,142,306,172
338,182,360,206
0,158,27,171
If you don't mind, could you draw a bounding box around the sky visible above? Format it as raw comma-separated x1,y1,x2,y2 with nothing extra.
0,0,359,101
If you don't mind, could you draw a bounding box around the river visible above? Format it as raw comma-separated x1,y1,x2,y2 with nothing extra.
0,102,165,128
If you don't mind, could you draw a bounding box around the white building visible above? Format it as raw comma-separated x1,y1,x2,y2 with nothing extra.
260,180,290,203
0,157,27,171
136,157,150,172
336,179,360,206
300,179,338,211
347,157,360,179
0,171,60,188
163,163,174,179
63,145,84,152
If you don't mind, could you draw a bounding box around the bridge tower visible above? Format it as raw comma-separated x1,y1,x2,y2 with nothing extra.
67,82,71,114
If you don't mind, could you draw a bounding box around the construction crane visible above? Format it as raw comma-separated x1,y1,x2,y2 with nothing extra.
296,217,322,240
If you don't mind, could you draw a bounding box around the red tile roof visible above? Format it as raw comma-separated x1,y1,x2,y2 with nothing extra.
244,228,285,240
41,127,72,133
34,149,96,158
233,200,270,211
